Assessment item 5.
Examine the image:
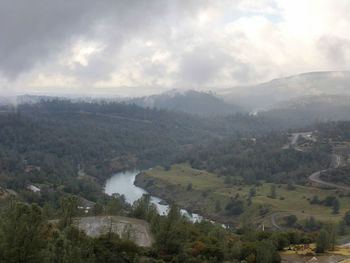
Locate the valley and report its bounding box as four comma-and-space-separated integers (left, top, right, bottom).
2, 1, 350, 262
1, 100, 350, 262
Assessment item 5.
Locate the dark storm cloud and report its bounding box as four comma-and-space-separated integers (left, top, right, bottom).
0, 0, 170, 80
2, 0, 350, 97
0, 0, 97, 79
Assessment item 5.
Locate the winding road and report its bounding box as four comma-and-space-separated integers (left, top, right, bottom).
271, 133, 350, 231
309, 169, 350, 191
270, 211, 339, 231
308, 154, 350, 191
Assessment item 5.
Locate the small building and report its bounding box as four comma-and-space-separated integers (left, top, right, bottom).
78, 197, 95, 214
27, 185, 41, 193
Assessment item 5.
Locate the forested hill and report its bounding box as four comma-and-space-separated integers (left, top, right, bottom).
126, 89, 243, 116
0, 100, 284, 190
175, 132, 330, 186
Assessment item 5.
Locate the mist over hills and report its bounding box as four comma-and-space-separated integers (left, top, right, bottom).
220, 71, 350, 110
0, 91, 243, 117
2, 71, 350, 122
261, 94, 350, 127
125, 89, 243, 116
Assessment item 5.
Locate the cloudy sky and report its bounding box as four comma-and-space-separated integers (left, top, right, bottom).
0, 0, 350, 97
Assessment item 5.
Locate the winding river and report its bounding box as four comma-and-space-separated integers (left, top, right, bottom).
104, 170, 202, 222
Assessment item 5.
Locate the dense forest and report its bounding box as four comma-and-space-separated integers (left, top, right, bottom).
176, 132, 330, 185
0, 100, 287, 187
0, 100, 289, 212
1, 193, 336, 263
0, 100, 349, 262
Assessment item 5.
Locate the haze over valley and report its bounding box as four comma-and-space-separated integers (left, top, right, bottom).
1, 1, 350, 263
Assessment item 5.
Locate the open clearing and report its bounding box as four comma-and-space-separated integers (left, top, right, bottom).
137, 163, 350, 226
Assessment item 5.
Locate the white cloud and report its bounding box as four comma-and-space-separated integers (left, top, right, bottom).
1, 0, 350, 96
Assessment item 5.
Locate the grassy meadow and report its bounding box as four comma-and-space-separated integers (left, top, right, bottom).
139, 163, 350, 227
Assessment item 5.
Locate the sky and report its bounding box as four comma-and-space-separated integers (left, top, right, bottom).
0, 0, 350, 97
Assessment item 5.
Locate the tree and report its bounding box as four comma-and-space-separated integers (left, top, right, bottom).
269, 185, 276, 199
287, 181, 295, 190
305, 216, 318, 231
154, 205, 186, 255
106, 194, 127, 216
344, 211, 350, 226
225, 199, 244, 215
93, 233, 139, 263
273, 233, 290, 251
215, 200, 221, 212
316, 230, 330, 253
0, 202, 47, 263
92, 200, 104, 216
187, 183, 192, 191
59, 195, 79, 229
241, 220, 257, 242
324, 223, 337, 250
310, 195, 319, 204
316, 223, 337, 252
58, 225, 95, 263
131, 194, 158, 221
249, 188, 256, 197
332, 199, 340, 214
324, 196, 336, 206
256, 239, 280, 263
284, 215, 297, 227
338, 220, 347, 236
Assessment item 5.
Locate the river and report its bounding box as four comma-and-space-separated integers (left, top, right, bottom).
104, 170, 202, 222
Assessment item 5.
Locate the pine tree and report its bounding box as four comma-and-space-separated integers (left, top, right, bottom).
59, 195, 79, 229
332, 199, 340, 214
0, 202, 47, 263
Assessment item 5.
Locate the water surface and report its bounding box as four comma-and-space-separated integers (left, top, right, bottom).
104, 170, 202, 221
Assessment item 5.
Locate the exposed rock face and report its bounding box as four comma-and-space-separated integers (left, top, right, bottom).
77, 216, 153, 247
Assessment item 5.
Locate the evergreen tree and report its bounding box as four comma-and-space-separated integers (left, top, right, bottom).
344, 211, 350, 225
269, 185, 276, 199
316, 230, 330, 253
256, 239, 280, 263
332, 199, 340, 214
0, 202, 47, 263
59, 196, 79, 229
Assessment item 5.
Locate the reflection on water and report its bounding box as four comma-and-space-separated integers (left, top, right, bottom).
104, 170, 202, 221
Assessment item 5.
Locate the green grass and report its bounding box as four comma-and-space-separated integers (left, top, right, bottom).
142, 163, 350, 225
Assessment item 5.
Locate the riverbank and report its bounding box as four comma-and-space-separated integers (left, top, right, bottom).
135, 163, 350, 228
104, 169, 203, 220
134, 167, 240, 225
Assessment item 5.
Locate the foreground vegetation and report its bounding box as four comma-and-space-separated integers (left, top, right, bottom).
136, 163, 350, 226
1, 100, 350, 262
136, 121, 350, 242
2, 194, 347, 263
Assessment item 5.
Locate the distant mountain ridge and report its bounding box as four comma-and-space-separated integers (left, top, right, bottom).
2, 71, 350, 117
219, 71, 350, 110
125, 89, 243, 116
0, 91, 242, 116
261, 94, 350, 127
271, 94, 350, 110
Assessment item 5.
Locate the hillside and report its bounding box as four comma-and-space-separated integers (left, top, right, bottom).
135, 122, 350, 229
126, 89, 243, 116
220, 71, 350, 110
0, 99, 287, 195
261, 94, 350, 127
